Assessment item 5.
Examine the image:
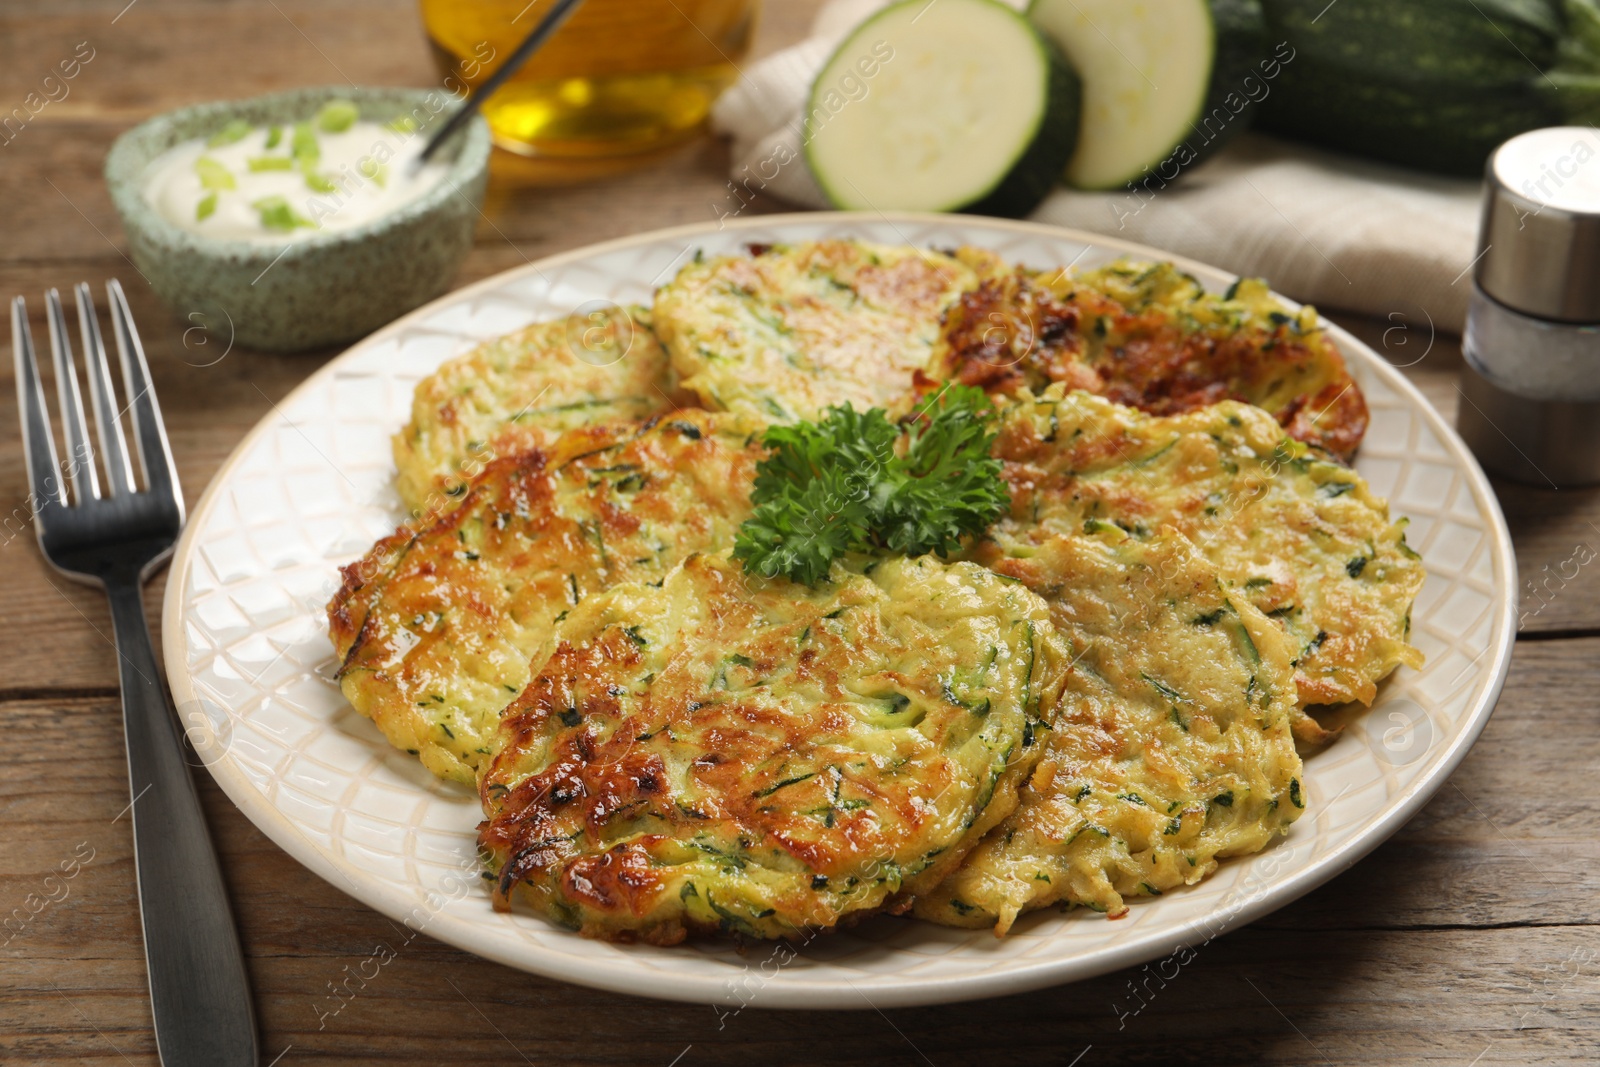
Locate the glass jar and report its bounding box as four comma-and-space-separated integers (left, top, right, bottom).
420, 0, 758, 163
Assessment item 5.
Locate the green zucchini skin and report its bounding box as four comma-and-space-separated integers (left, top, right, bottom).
1185, 0, 1271, 170
1027, 0, 1267, 190
1256, 0, 1565, 175
964, 38, 1082, 217
805, 0, 1083, 219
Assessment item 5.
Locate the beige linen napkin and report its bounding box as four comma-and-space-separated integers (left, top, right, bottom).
712, 0, 1484, 332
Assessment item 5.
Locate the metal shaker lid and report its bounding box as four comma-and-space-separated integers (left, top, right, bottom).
1478, 126, 1600, 323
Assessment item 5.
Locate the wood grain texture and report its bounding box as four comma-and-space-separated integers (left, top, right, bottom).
0, 1, 1594, 1064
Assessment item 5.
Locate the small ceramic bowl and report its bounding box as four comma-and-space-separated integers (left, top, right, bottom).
106, 86, 490, 353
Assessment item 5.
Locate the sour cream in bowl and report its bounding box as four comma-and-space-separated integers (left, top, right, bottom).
143, 101, 452, 243
106, 87, 489, 352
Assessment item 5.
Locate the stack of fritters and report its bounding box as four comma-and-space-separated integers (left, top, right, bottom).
328, 239, 1423, 941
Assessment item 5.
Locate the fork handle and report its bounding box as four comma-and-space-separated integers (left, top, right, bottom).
107, 581, 258, 1067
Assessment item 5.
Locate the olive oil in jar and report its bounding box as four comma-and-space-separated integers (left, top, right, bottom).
421, 0, 757, 160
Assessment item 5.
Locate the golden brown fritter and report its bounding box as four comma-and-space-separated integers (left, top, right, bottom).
479, 552, 1064, 943
917, 530, 1303, 932
392, 306, 676, 518
328, 410, 766, 784
654, 240, 977, 423
932, 257, 1368, 460
979, 387, 1424, 710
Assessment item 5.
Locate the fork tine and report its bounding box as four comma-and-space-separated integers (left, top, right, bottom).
45, 288, 100, 503
106, 279, 182, 513
75, 283, 136, 497
12, 297, 66, 519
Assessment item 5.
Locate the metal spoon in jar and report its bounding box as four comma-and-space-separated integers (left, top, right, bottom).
416, 0, 589, 166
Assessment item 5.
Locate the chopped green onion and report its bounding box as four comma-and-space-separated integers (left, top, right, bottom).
303, 170, 337, 193
196, 192, 218, 221
385, 115, 418, 134
316, 99, 359, 133
250, 195, 314, 232
194, 155, 236, 191
247, 156, 294, 171
358, 157, 388, 187
206, 119, 251, 148
291, 122, 319, 168
264, 125, 282, 149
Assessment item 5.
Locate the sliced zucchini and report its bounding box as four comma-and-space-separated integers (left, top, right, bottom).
804, 0, 1081, 218
1029, 0, 1266, 190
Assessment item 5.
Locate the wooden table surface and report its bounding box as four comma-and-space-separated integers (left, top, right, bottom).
3, 3, 1598, 1065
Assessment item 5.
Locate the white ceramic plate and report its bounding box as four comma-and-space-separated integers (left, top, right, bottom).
163, 213, 1515, 1010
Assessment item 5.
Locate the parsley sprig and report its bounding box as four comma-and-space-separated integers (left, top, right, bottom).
732, 384, 1009, 586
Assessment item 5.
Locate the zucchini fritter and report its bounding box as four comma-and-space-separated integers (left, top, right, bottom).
653, 240, 977, 423
392, 306, 675, 517
935, 257, 1368, 460
982, 387, 1423, 708
918, 531, 1303, 932
327, 236, 1431, 944
328, 411, 764, 784
479, 552, 1064, 944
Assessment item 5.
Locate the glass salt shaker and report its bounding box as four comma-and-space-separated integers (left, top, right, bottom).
1458, 126, 1600, 487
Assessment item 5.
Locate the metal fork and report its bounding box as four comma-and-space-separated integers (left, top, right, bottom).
12, 281, 257, 1067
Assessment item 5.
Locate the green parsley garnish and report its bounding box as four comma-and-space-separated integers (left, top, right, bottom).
206, 119, 251, 148
732, 384, 1009, 586
316, 99, 359, 132
195, 192, 217, 221
303, 170, 338, 193
247, 156, 294, 172
386, 115, 418, 134
193, 155, 235, 191
264, 125, 282, 149
250, 195, 314, 232
291, 122, 319, 168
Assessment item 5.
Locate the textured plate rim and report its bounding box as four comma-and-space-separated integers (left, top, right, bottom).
162, 211, 1518, 1009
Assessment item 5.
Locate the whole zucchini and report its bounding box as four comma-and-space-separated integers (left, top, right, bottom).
1257, 0, 1600, 175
